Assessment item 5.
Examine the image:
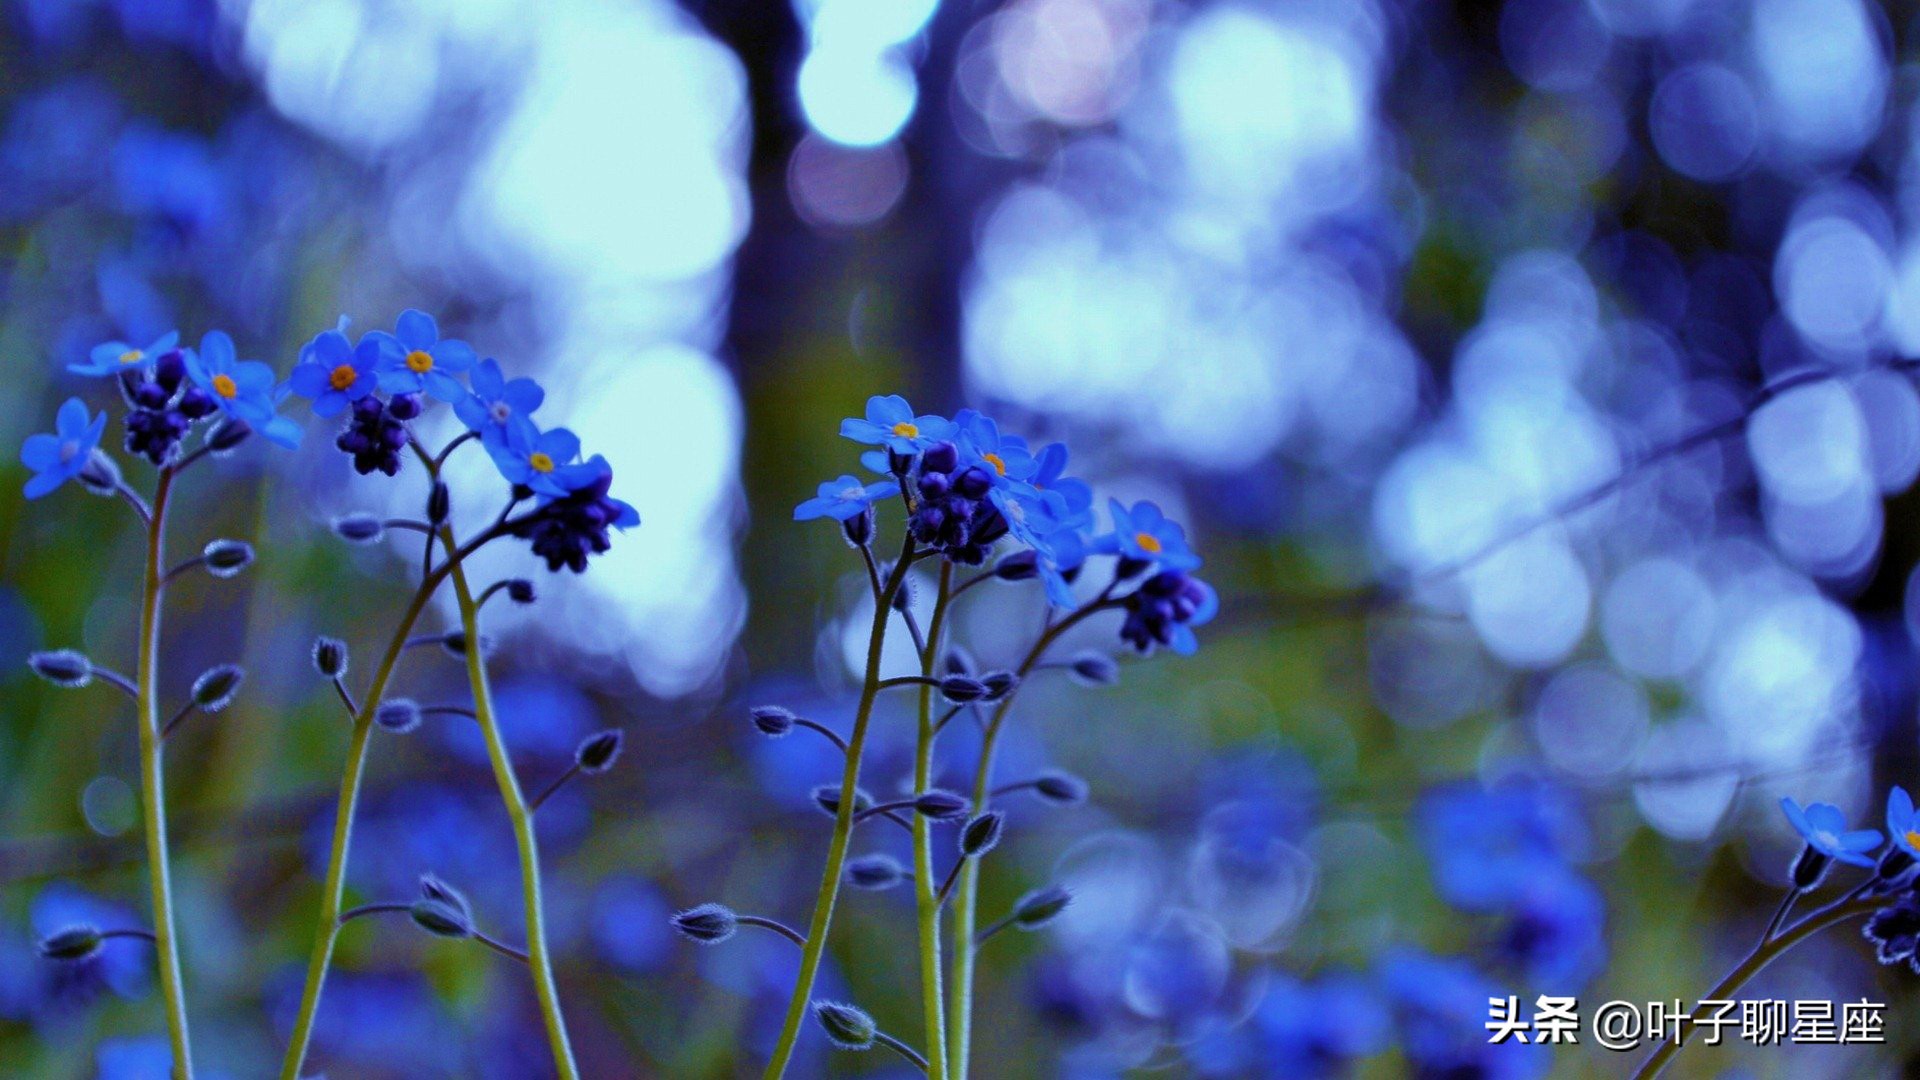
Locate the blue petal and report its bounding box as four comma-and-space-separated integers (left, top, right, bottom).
503, 378, 544, 415
23, 469, 66, 499
538, 428, 581, 464
199, 330, 235, 369
20, 433, 61, 471
396, 309, 438, 352
1780, 797, 1811, 838
431, 339, 477, 371
55, 398, 91, 439
470, 358, 505, 398
866, 394, 911, 426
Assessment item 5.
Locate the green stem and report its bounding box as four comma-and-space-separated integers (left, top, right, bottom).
443, 537, 579, 1078
1630, 895, 1886, 1079
946, 597, 1116, 1078
137, 467, 193, 1079
912, 563, 954, 1080
764, 540, 912, 1078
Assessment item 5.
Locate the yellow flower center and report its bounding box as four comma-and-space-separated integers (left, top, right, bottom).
529, 452, 555, 473
119, 349, 144, 365
211, 374, 238, 399
891, 421, 919, 438
328, 364, 358, 391
405, 349, 434, 374
1906, 830, 1920, 851
1135, 531, 1163, 554
983, 452, 1007, 476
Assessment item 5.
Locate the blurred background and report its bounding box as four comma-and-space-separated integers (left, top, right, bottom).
5, 0, 1920, 1075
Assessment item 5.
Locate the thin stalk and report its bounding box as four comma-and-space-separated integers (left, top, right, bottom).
946, 594, 1119, 1078
442, 535, 579, 1078
738, 915, 808, 948
912, 562, 954, 1080
135, 465, 192, 1078
764, 534, 914, 1078
875, 1030, 932, 1073
1631, 896, 1886, 1078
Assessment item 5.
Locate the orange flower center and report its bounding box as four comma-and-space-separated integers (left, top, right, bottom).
211, 374, 238, 399
891, 421, 919, 438
983, 452, 1007, 476
1906, 830, 1920, 851
405, 349, 434, 373
529, 452, 555, 473
119, 349, 144, 365
328, 364, 358, 391
1135, 531, 1163, 554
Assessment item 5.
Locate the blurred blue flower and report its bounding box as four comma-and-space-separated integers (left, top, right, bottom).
20, 398, 106, 499
1029, 441, 1093, 515
29, 884, 150, 1015
288, 327, 378, 418
840, 394, 956, 454
1888, 787, 1920, 857
1780, 798, 1880, 867
68, 330, 177, 377
592, 877, 674, 973
1498, 870, 1607, 989
1097, 499, 1201, 571
1119, 570, 1217, 655
1384, 951, 1546, 1079
1195, 971, 1386, 1078
795, 474, 896, 522
454, 358, 543, 447
112, 125, 226, 234
374, 309, 476, 401
1418, 782, 1578, 912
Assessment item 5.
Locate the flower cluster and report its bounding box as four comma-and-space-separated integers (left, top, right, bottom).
802, 394, 1217, 653
285, 310, 638, 573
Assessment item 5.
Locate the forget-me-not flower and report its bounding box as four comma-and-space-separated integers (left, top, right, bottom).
488, 424, 595, 499
795, 475, 897, 522
288, 327, 380, 418
1780, 798, 1880, 867
1891, 787, 1920, 858
20, 398, 106, 499
453, 358, 542, 447
185, 331, 275, 423
373, 309, 475, 401
1098, 499, 1201, 571
840, 394, 956, 455
67, 330, 177, 377
955, 409, 1036, 483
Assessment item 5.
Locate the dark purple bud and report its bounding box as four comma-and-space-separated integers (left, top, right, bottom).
190, 665, 245, 712
418, 874, 472, 921
1067, 651, 1119, 687
39, 924, 103, 961
312, 637, 348, 678
575, 729, 623, 773
813, 785, 873, 817
944, 645, 975, 675
993, 551, 1039, 581
938, 675, 990, 704
845, 854, 907, 890
1011, 885, 1073, 930
960, 812, 1005, 857
1032, 770, 1089, 806
813, 1001, 877, 1050
409, 898, 472, 938
375, 698, 422, 734
426, 481, 450, 526
202, 539, 255, 578
913, 789, 971, 820
153, 349, 187, 390
29, 649, 93, 688
980, 671, 1019, 701
917, 470, 952, 500
921, 441, 959, 474
332, 513, 385, 544
671, 902, 738, 944
506, 579, 536, 604
176, 387, 217, 420
751, 705, 796, 737
953, 466, 993, 500
388, 392, 424, 421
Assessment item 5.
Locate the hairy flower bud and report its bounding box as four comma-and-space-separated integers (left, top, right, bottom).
938, 675, 990, 704
1032, 770, 1090, 806
960, 812, 1005, 858
375, 698, 422, 734
506, 579, 536, 605
408, 898, 473, 939
1011, 885, 1073, 930
1067, 651, 1120, 687
993, 551, 1039, 581
913, 789, 971, 821
1791, 845, 1832, 893
980, 670, 1019, 702
28, 649, 93, 688
813, 785, 873, 817
206, 419, 251, 453
78, 449, 122, 496
418, 874, 472, 922
38, 924, 104, 961
841, 505, 874, 548
751, 705, 796, 737
332, 513, 385, 544
311, 637, 348, 678
575, 729, 624, 774
670, 902, 738, 944
813, 1000, 877, 1050
426, 481, 450, 526
202, 539, 255, 578
845, 854, 907, 890
190, 664, 245, 712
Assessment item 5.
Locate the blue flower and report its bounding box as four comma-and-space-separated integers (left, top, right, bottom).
839, 394, 956, 454
1889, 787, 1920, 857
20, 398, 106, 499
955, 409, 1036, 484
453, 358, 543, 446
1418, 781, 1576, 912
488, 424, 595, 499
373, 309, 476, 401
1498, 870, 1607, 989
1781, 798, 1880, 867
67, 330, 177, 377
1120, 569, 1216, 655
1097, 499, 1201, 571
795, 474, 896, 522
1028, 441, 1092, 515
287, 327, 379, 418
1384, 951, 1547, 1080
184, 331, 281, 429
996, 487, 1093, 606
507, 456, 640, 573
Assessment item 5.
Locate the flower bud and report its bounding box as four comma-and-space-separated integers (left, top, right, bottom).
312, 636, 349, 678
418, 874, 472, 921
408, 898, 473, 939
439, 630, 486, 658
1011, 885, 1073, 930
921, 442, 959, 474
1879, 847, 1916, 884
332, 513, 385, 544
891, 573, 914, 613
913, 789, 971, 821
1114, 555, 1150, 581
1032, 770, 1089, 806
886, 447, 916, 477
28, 649, 93, 688
670, 902, 738, 944
993, 551, 1039, 581
575, 729, 624, 774
841, 506, 873, 548
980, 671, 1019, 702
1791, 845, 1832, 893
1067, 651, 1120, 687
78, 449, 122, 496
813, 785, 873, 817
813, 1000, 877, 1050
426, 481, 450, 526
960, 812, 1005, 858
202, 539, 255, 578
938, 675, 989, 704
388, 392, 424, 421
751, 705, 796, 737
190, 664, 245, 712
38, 924, 103, 961
506, 579, 536, 605
845, 854, 907, 890
375, 698, 422, 734
206, 419, 251, 453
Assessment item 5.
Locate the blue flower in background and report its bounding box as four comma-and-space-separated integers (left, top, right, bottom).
1498, 870, 1607, 989
1097, 499, 1201, 571
454, 358, 543, 447
840, 394, 956, 454
955, 409, 1036, 483
795, 474, 896, 522
29, 884, 150, 1014
1384, 950, 1546, 1080
487, 424, 596, 498
1418, 782, 1578, 912
185, 330, 285, 435
1028, 441, 1092, 514
1194, 972, 1387, 1078
374, 309, 476, 400
67, 330, 177, 377
20, 399, 106, 499
1780, 798, 1880, 867
1888, 787, 1920, 857
287, 327, 378, 418
1119, 569, 1217, 654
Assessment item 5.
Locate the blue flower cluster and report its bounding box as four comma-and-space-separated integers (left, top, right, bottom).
800, 394, 1217, 653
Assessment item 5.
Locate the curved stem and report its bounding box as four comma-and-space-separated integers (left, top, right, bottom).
946, 594, 1119, 1078
442, 536, 579, 1078
1631, 896, 1887, 1078
764, 535, 915, 1078
912, 562, 954, 1080
738, 915, 808, 948
102, 928, 160, 946
134, 466, 194, 1078
875, 1030, 932, 1074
